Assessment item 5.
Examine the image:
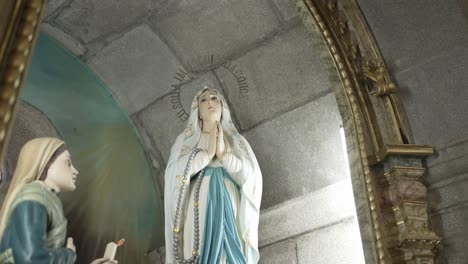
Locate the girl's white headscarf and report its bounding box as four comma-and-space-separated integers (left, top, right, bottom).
164, 87, 262, 263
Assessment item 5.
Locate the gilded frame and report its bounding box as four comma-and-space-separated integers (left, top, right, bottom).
296, 0, 441, 263
0, 0, 47, 162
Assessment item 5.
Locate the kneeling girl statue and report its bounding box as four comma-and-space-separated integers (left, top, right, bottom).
0, 138, 116, 264
164, 87, 262, 264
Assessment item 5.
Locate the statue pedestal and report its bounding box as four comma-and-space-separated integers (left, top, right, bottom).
376, 145, 441, 263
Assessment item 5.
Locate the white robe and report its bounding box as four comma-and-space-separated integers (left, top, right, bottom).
182, 134, 245, 263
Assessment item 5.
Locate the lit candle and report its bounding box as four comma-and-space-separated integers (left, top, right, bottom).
103, 242, 117, 260
103, 238, 125, 260
117, 239, 125, 247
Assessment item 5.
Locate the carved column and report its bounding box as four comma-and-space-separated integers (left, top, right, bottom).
378, 145, 441, 263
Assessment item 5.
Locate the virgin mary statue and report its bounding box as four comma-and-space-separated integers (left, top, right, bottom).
164, 87, 262, 264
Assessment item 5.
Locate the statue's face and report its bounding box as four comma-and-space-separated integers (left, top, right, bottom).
198, 90, 222, 122
46, 150, 79, 192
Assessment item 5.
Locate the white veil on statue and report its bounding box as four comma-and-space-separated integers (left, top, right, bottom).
164, 87, 262, 263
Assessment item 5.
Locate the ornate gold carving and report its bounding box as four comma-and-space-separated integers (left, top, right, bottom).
0, 0, 47, 161
363, 60, 397, 96
376, 145, 434, 164
339, 0, 415, 144
297, 0, 440, 263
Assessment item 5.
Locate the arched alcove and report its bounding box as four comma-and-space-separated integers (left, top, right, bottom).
19, 33, 163, 263
0, 0, 446, 263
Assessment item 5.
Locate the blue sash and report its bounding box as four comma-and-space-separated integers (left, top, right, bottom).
200, 167, 246, 264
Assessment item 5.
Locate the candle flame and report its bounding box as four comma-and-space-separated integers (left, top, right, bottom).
116, 239, 125, 247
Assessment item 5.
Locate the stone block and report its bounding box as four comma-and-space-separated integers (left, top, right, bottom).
130, 114, 164, 192
430, 206, 468, 264
215, 24, 336, 130
437, 234, 468, 264
428, 174, 468, 212
426, 140, 468, 188
431, 205, 468, 239
56, 0, 154, 42
148, 0, 280, 71
244, 93, 348, 208
41, 23, 86, 56
427, 139, 468, 168
296, 218, 365, 264
259, 239, 297, 264
89, 25, 181, 114
259, 181, 356, 247
444, 140, 468, 163
427, 155, 468, 186
270, 0, 299, 22
356, 0, 468, 72
45, 0, 69, 18
394, 46, 468, 147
